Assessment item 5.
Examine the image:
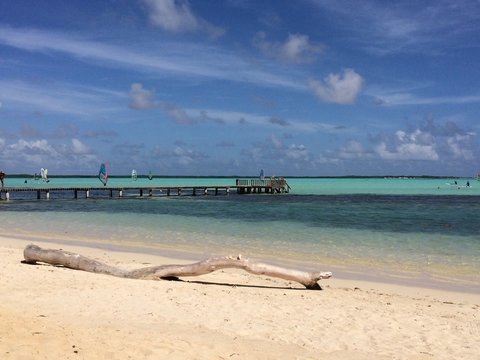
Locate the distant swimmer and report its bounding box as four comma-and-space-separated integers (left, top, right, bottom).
466, 181, 470, 187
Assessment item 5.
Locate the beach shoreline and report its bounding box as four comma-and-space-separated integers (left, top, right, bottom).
1, 235, 479, 359
3, 229, 479, 296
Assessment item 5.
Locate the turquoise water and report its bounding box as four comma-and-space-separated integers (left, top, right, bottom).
2, 175, 479, 195
1, 177, 479, 292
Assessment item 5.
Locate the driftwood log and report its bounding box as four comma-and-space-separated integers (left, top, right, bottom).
23, 244, 332, 290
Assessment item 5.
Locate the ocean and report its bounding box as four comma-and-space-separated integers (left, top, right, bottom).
1, 176, 479, 292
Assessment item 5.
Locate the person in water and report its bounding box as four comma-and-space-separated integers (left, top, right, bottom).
0, 170, 5, 189
466, 181, 470, 187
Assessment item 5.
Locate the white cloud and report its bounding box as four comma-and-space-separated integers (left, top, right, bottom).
311, 1, 480, 55
159, 101, 193, 125
0, 26, 303, 91
308, 69, 363, 104
144, 0, 197, 32
186, 108, 350, 133
242, 135, 314, 171
269, 117, 290, 127
337, 141, 369, 160
253, 32, 322, 64
362, 118, 477, 166
127, 83, 193, 124
142, 0, 224, 38
286, 144, 309, 161
2, 139, 62, 170
0, 79, 125, 116
10, 139, 56, 156
173, 145, 204, 165
374, 129, 438, 161
371, 91, 480, 107
128, 83, 156, 110
71, 138, 91, 154
1, 138, 99, 172
447, 134, 474, 160
375, 142, 438, 161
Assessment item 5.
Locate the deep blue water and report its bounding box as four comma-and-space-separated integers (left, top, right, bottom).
2, 194, 479, 237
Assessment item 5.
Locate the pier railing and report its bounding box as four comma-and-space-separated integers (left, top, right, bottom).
235, 177, 290, 194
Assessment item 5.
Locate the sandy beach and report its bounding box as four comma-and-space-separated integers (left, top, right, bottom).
1, 236, 479, 360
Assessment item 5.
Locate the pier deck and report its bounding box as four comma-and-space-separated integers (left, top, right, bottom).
0, 185, 230, 200
0, 178, 290, 200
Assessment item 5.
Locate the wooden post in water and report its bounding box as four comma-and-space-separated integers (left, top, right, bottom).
74, 190, 78, 199
119, 190, 123, 197
46, 191, 50, 200
86, 190, 90, 198
37, 190, 40, 200
140, 189, 143, 197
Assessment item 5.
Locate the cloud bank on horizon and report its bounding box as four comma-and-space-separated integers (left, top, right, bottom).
0, 0, 479, 176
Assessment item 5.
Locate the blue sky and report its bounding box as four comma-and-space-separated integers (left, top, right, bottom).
1, 0, 479, 176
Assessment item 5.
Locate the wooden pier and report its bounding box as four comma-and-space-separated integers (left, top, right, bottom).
0, 186, 231, 200
0, 178, 290, 200
235, 178, 291, 194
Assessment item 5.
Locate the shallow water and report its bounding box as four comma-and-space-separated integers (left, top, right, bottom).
1, 177, 479, 292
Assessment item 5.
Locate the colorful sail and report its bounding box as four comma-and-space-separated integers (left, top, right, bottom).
40, 168, 49, 183
98, 163, 108, 186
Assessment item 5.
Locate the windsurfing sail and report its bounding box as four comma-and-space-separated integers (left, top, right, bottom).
40, 168, 49, 183
131, 169, 137, 181
260, 169, 265, 180
148, 170, 153, 180
98, 163, 108, 186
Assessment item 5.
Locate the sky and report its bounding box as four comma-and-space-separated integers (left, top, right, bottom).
1, 0, 480, 176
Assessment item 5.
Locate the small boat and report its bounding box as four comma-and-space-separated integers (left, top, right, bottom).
148, 170, 153, 180
131, 169, 137, 181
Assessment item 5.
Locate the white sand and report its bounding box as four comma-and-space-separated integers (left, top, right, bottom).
1, 236, 479, 360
